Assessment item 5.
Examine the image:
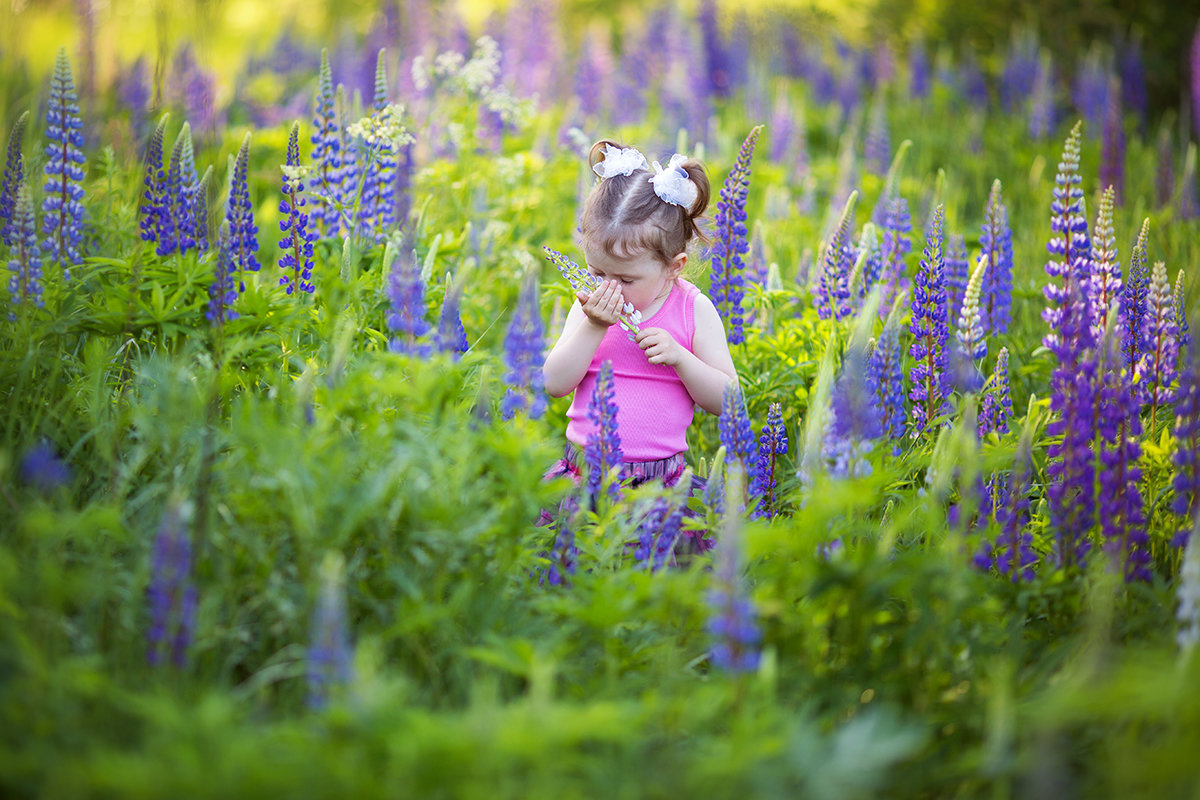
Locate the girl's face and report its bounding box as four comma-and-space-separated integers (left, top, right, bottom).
583, 246, 686, 314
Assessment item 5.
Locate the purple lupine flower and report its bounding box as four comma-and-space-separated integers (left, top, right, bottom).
824, 337, 881, 477
307, 553, 354, 710
1071, 49, 1110, 128
543, 515, 579, 587
635, 497, 683, 572
174, 125, 201, 254
138, 115, 168, 246
574, 29, 613, 120
769, 91, 794, 165
500, 271, 546, 419
155, 129, 187, 258
1046, 279, 1098, 573
146, 503, 197, 668
117, 56, 151, 138
1043, 122, 1089, 356
864, 94, 889, 175
908, 204, 949, 436
703, 454, 727, 519
206, 227, 238, 327
869, 299, 907, 450
225, 133, 259, 291
908, 41, 929, 99
1119, 36, 1148, 128
855, 224, 883, 307
41, 47, 86, 279
814, 191, 856, 321
436, 282, 469, 358
1, 111, 29, 247
1001, 27, 1039, 112
279, 122, 316, 297
1177, 270, 1191, 350
191, 166, 212, 256
1141, 260, 1180, 432
707, 465, 761, 674
1028, 55, 1057, 141
979, 180, 1014, 335
878, 194, 912, 319
6, 181, 43, 316
1100, 82, 1125, 205
168, 45, 219, 140
1096, 342, 1150, 582
310, 50, 341, 238
751, 402, 787, 519
708, 125, 763, 345
1174, 332, 1200, 547
334, 84, 361, 234
943, 233, 969, 324
1120, 218, 1150, 379
976, 433, 1037, 582
584, 360, 622, 505
978, 347, 1013, 439
18, 439, 71, 491
386, 246, 432, 357
356, 50, 396, 244
1088, 186, 1120, 334
719, 382, 758, 495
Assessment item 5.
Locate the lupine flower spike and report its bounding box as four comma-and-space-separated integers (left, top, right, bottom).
944, 233, 969, 323
436, 277, 469, 358
878, 193, 912, 318
1141, 260, 1179, 432
974, 428, 1037, 582
386, 244, 432, 357
957, 255, 988, 361
206, 225, 238, 327
815, 190, 856, 321
709, 125, 763, 344
1043, 121, 1089, 356
824, 332, 882, 477
310, 50, 341, 238
1175, 330, 1200, 548
1088, 186, 1120, 333
225, 133, 260, 290
1, 111, 29, 246
544, 246, 641, 339
751, 402, 787, 519
1119, 218, 1150, 381
1176, 270, 1190, 349
357, 49, 397, 243
979, 180, 1014, 335
500, 269, 547, 419
156, 126, 190, 257
634, 496, 684, 572
978, 347, 1012, 439
718, 382, 758, 501
41, 47, 86, 279
173, 124, 201, 254
707, 465, 761, 673
191, 166, 213, 256
146, 503, 198, 669
139, 114, 169, 246
908, 204, 949, 436
307, 552, 354, 710
584, 360, 623, 505
869, 293, 908, 451
6, 181, 43, 317
278, 122, 316, 296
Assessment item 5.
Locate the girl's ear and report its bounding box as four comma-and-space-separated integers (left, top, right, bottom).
668, 251, 688, 279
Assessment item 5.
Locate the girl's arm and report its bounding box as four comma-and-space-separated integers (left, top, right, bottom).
543, 280, 626, 397
635, 293, 738, 415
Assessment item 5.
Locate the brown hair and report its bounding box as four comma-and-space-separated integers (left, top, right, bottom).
580, 138, 711, 267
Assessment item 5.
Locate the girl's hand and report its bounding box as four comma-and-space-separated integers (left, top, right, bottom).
635, 327, 684, 366
578, 280, 624, 328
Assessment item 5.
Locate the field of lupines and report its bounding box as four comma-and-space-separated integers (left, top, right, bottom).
3, 0, 1200, 796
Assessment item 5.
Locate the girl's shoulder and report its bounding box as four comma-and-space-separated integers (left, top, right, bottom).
675, 277, 702, 300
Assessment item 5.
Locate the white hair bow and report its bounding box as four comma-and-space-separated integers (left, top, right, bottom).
592, 144, 649, 179
649, 154, 698, 209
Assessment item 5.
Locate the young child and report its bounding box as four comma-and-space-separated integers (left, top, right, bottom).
541, 139, 739, 552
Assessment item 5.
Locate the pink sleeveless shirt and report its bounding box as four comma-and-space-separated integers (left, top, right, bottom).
566, 278, 700, 461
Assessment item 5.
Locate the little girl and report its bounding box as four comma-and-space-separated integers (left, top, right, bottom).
541, 139, 739, 552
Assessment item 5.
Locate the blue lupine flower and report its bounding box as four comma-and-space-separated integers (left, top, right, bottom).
174, 124, 201, 254
824, 337, 881, 477
41, 47, 87, 279
139, 115, 169, 246
855, 224, 883, 305
206, 227, 238, 327
908, 41, 929, 98
500, 271, 546, 419
19, 439, 71, 491
1071, 50, 1110, 128
943, 233, 968, 324
879, 194, 912, 319
635, 497, 683, 572
975, 434, 1037, 582
1141, 260, 1180, 431
436, 282, 469, 358
707, 465, 761, 674
156, 129, 187, 257
357, 50, 396, 243
334, 84, 360, 235
708, 125, 763, 345
978, 347, 1013, 440
118, 56, 151, 138
979, 180, 1013, 335
278, 122, 316, 296
751, 402, 787, 519
1174, 330, 1200, 547
543, 516, 579, 587
146, 503, 197, 668
1096, 344, 1150, 582
719, 382, 758, 496
1176, 270, 1191, 350
864, 94, 889, 175
1119, 37, 1148, 127
1028, 55, 1057, 141
168, 45, 219, 138
1100, 87, 1125, 205
1043, 122, 1090, 356
1088, 186, 1120, 333
225, 133, 260, 290
6, 181, 43, 316
191, 166, 212, 256
1001, 27, 1039, 112
908, 204, 949, 436
1120, 218, 1150, 380
307, 553, 354, 710
869, 301, 906, 450
584, 360, 622, 504
386, 246, 432, 357
310, 50, 342, 238
1, 111, 29, 247
703, 454, 727, 518
815, 191, 856, 321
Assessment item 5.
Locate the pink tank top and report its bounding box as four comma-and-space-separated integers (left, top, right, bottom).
566, 279, 700, 461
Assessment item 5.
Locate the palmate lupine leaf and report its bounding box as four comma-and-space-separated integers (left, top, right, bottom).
543, 246, 642, 340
